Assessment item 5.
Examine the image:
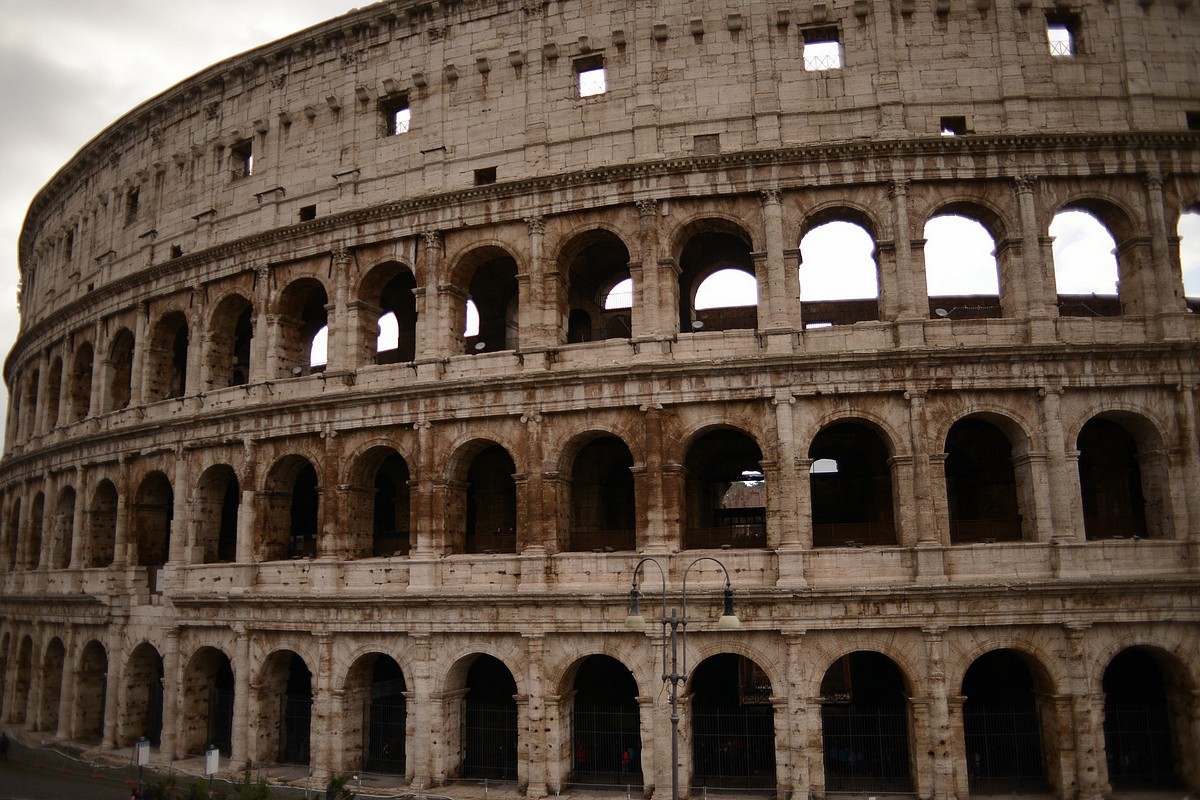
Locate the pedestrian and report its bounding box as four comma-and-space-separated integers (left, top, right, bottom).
0, 731, 8, 762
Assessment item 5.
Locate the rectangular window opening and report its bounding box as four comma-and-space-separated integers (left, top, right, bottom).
1187, 110, 1200, 131
381, 95, 411, 135
802, 27, 841, 71
64, 230, 74, 261
170, 245, 183, 259
231, 139, 254, 179
299, 205, 317, 222
940, 115, 967, 136
124, 187, 140, 226
575, 55, 607, 97
474, 167, 497, 185
1046, 15, 1079, 57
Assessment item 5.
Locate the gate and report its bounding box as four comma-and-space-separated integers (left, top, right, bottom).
278, 692, 312, 764
208, 685, 234, 755
146, 679, 164, 746
1103, 701, 1179, 789
821, 706, 912, 792
462, 699, 517, 780
963, 704, 1047, 793
691, 705, 776, 790
571, 703, 642, 786
364, 688, 407, 774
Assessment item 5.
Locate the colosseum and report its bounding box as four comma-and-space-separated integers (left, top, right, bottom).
1, 0, 1198, 797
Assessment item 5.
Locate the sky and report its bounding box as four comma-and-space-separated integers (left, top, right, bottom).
1, 3, 1197, 427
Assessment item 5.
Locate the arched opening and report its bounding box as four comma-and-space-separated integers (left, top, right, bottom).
37, 638, 66, 733
690, 654, 776, 791
13, 636, 32, 724
20, 370, 39, 440
181, 647, 234, 757
3, 498, 18, 570
26, 491, 44, 570
258, 651, 313, 766
194, 465, 240, 564
359, 264, 418, 365
133, 472, 173, 569
799, 219, 880, 327
679, 228, 758, 333
568, 436, 636, 552
809, 423, 896, 547
820, 652, 913, 792
945, 418, 1024, 543
74, 641, 108, 742
569, 655, 642, 786
54, 486, 76, 569
1051, 209, 1122, 317
87, 480, 118, 568
1178, 208, 1200, 300
260, 457, 320, 561
1077, 417, 1152, 540
44, 357, 62, 431
372, 452, 411, 557
461, 655, 518, 780
925, 214, 1002, 319
68, 342, 94, 422
563, 232, 633, 342
120, 643, 164, 747
345, 653, 407, 775
460, 250, 519, 354
147, 311, 189, 400
206, 294, 254, 388
1102, 647, 1187, 789
962, 650, 1052, 793
276, 278, 329, 377
464, 445, 517, 554
105, 328, 135, 412
683, 429, 766, 549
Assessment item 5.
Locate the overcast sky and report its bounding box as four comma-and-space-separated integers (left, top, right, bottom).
0, 3, 1197, 435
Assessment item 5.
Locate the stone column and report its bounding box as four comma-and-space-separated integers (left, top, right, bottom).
33, 352, 50, 436
69, 466, 87, 568
1014, 451, 1054, 542
168, 446, 189, 564
102, 639, 121, 748
311, 633, 337, 779
783, 633, 816, 794
1064, 624, 1107, 800
760, 188, 798, 333
639, 405, 668, 553
634, 200, 670, 344
236, 439, 257, 565
1039, 385, 1083, 544
133, 301, 150, 406
328, 246, 353, 372
230, 627, 252, 768
406, 635, 433, 788
522, 634, 548, 797
56, 630, 78, 739
890, 179, 926, 347
318, 431, 342, 558
772, 391, 803, 584
159, 628, 181, 759
922, 626, 955, 800
1177, 385, 1200, 547
1144, 170, 1188, 337
88, 320, 105, 418
112, 458, 132, 568
527, 214, 559, 350
907, 390, 947, 581
250, 267, 271, 383
417, 232, 445, 359
185, 288, 205, 395
1014, 175, 1056, 341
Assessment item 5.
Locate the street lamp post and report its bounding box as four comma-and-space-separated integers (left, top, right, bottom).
624, 556, 741, 800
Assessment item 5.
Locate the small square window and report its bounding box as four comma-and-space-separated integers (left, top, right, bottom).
802, 27, 841, 71
231, 139, 253, 179
1047, 15, 1079, 57
576, 56, 607, 97
1187, 110, 1200, 131
170, 245, 183, 259
299, 205, 317, 222
381, 95, 411, 135
474, 167, 497, 185
940, 116, 967, 136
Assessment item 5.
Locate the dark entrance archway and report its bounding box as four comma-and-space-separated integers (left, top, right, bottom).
569, 655, 642, 786
690, 654, 776, 791
962, 650, 1050, 793
462, 655, 518, 780
820, 652, 913, 792
1102, 647, 1183, 789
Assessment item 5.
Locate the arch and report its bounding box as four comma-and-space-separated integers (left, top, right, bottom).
119, 642, 164, 747
343, 653, 407, 775
1077, 413, 1171, 540
74, 640, 108, 742
1101, 646, 1191, 789
260, 455, 320, 561
944, 416, 1026, 543
344, 446, 411, 559
689, 653, 777, 791
257, 650, 313, 765
453, 246, 520, 354
44, 356, 62, 431
559, 229, 634, 343
87, 479, 119, 567
819, 651, 913, 792
447, 442, 516, 555
358, 261, 418, 365
1050, 207, 1121, 317
565, 654, 642, 786
180, 646, 235, 757
275, 277, 329, 377
68, 341, 94, 422
53, 485, 76, 569
451, 653, 519, 780
1177, 207, 1200, 299
194, 464, 240, 563
37, 637, 66, 733
924, 210, 1002, 319
961, 649, 1054, 793
19, 369, 39, 441
12, 635, 33, 724
678, 222, 758, 334
683, 428, 766, 549
206, 292, 254, 388
132, 471, 173, 568
567, 435, 636, 552
146, 310, 189, 400
799, 217, 880, 327
809, 422, 897, 547
105, 327, 135, 412
25, 491, 45, 570
4, 497, 20, 570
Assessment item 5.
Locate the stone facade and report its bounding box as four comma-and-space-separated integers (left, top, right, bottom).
2, 1, 1199, 798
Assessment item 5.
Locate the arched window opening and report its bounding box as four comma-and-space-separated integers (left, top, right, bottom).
680, 230, 758, 333
364, 656, 407, 774
54, 486, 76, 569
821, 652, 913, 792
683, 429, 766, 549
87, 481, 118, 568
569, 436, 636, 552
119, 644, 164, 747
3, 499, 19, 569
606, 278, 633, 309
800, 220, 879, 327
569, 656, 641, 786
133, 472, 174, 574
195, 465, 239, 564
565, 234, 633, 342
106, 328, 136, 412
962, 650, 1051, 793
277, 279, 328, 377
1102, 648, 1185, 789
925, 215, 1001, 319
373, 453, 411, 557
1077, 418, 1148, 540
289, 463, 319, 558
690, 654, 777, 791
463, 253, 519, 354
147, 311, 189, 400
1051, 209, 1121, 317
464, 300, 480, 338
21, 370, 39, 440
378, 312, 399, 351
37, 638, 65, 734
74, 641, 108, 742
1179, 209, 1200, 301
462, 655, 518, 780
260, 457, 320, 561
181, 648, 234, 757
206, 295, 254, 388
44, 357, 62, 431
258, 652, 312, 766
26, 492, 45, 570
809, 423, 896, 547
465, 445, 517, 554
309, 326, 328, 370
945, 419, 1024, 543
69, 343, 94, 422
371, 269, 417, 364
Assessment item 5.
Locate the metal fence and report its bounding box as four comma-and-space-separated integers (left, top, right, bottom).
571, 704, 643, 786
821, 706, 912, 793
365, 693, 408, 774
462, 699, 518, 780
279, 693, 312, 765
963, 704, 1048, 793
208, 685, 234, 755
1103, 701, 1180, 789
692, 705, 777, 790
